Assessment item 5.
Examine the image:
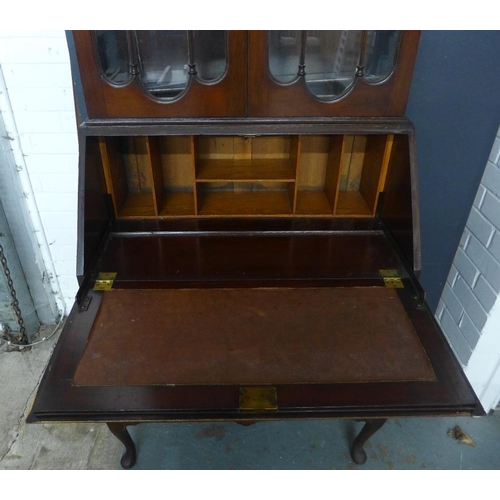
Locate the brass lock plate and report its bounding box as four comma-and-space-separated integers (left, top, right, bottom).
239, 387, 278, 411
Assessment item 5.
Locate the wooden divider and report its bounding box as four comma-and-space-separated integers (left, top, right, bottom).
295, 135, 344, 215
157, 136, 196, 216
335, 134, 394, 217
99, 137, 127, 216
99, 137, 156, 217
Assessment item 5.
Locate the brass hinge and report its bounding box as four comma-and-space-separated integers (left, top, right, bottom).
239, 387, 278, 412
379, 269, 404, 289
93, 272, 117, 291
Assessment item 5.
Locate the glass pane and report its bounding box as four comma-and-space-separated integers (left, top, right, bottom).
268, 30, 302, 84
193, 31, 227, 82
364, 31, 400, 83
135, 30, 189, 100
95, 30, 131, 86
305, 30, 362, 101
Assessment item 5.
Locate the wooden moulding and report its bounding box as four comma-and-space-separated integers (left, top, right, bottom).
99, 133, 402, 219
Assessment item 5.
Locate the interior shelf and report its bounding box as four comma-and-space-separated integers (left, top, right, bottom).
336, 191, 372, 217
159, 192, 196, 216
196, 159, 296, 182
118, 193, 156, 217
198, 190, 293, 216
98, 133, 402, 219
295, 191, 333, 215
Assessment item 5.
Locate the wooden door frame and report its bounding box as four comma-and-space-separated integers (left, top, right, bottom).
247, 30, 421, 117
72, 30, 247, 119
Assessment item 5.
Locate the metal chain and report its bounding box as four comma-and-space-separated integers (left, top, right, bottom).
0, 241, 27, 344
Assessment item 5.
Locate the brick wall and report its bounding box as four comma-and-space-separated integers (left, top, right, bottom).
0, 31, 79, 309
437, 125, 500, 411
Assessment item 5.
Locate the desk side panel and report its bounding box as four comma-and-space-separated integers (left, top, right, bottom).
379, 131, 421, 274
76, 136, 112, 283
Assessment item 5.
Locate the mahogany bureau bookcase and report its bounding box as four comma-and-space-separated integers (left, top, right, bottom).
28, 30, 482, 468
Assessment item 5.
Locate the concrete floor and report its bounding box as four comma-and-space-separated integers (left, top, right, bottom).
1, 324, 499, 470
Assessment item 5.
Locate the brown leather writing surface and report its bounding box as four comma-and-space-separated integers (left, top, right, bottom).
74, 287, 435, 387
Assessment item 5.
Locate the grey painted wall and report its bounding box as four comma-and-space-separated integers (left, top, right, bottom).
407, 30, 500, 311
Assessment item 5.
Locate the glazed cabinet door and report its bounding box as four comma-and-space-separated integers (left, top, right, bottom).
73, 30, 247, 119
248, 30, 420, 117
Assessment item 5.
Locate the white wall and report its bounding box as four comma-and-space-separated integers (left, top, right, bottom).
0, 30, 79, 311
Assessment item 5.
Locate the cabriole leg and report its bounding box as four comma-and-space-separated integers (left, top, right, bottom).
107, 422, 137, 469
350, 419, 387, 465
